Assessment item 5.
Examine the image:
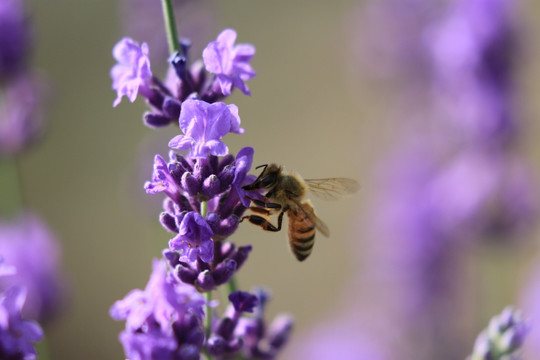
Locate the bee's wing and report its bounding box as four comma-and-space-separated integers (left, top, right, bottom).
290, 197, 330, 237
304, 178, 360, 201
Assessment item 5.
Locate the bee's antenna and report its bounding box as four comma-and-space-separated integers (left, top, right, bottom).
251, 164, 268, 184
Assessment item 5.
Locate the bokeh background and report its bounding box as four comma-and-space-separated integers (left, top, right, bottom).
11, 0, 540, 358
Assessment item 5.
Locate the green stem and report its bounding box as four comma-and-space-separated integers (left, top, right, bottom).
202, 198, 210, 358
205, 290, 212, 358
160, 0, 180, 55
36, 337, 51, 360
227, 276, 238, 295
200, 201, 208, 217
0, 157, 24, 217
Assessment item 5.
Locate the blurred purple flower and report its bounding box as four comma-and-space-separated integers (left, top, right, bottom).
346, 0, 536, 358
169, 212, 214, 263
0, 212, 65, 323
0, 74, 46, 156
169, 99, 243, 158
469, 307, 530, 360
0, 0, 30, 79
0, 258, 15, 278
203, 29, 256, 96
111, 37, 153, 107
0, 286, 43, 360
233, 289, 293, 359
428, 0, 517, 143
288, 311, 386, 360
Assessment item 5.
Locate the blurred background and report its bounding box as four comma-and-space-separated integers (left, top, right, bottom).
4, 0, 540, 358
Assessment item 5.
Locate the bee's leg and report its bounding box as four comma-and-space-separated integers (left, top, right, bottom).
244, 195, 282, 211
241, 210, 286, 232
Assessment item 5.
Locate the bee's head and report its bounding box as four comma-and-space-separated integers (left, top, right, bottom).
242, 163, 281, 191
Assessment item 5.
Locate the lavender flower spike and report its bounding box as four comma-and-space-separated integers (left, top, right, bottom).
203, 29, 256, 96
169, 99, 243, 158
469, 306, 530, 360
111, 37, 153, 107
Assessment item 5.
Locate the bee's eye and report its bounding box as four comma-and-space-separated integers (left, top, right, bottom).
261, 174, 276, 188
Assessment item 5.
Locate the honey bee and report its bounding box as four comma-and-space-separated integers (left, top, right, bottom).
241, 164, 359, 261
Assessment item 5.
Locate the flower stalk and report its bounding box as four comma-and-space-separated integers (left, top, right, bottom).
0, 157, 24, 217
160, 0, 180, 54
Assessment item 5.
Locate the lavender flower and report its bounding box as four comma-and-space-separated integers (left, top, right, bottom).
145, 146, 254, 244
110, 259, 206, 360
202, 28, 256, 96
469, 307, 530, 360
169, 212, 214, 263
145, 145, 255, 289
111, 37, 153, 107
168, 99, 244, 158
165, 241, 251, 292
0, 0, 30, 79
0, 212, 65, 323
111, 19, 294, 360
110, 30, 256, 128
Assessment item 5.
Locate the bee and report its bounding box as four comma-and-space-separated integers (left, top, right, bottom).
241, 163, 359, 261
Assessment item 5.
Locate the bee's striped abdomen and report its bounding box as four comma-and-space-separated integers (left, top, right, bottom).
288, 203, 316, 261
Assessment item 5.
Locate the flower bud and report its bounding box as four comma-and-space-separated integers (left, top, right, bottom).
181, 172, 200, 195
202, 175, 221, 198
162, 97, 181, 119
143, 112, 172, 128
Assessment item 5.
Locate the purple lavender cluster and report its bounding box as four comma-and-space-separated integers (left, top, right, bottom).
110, 28, 292, 359
111, 28, 255, 128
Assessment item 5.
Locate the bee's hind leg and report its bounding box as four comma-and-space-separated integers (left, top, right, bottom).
241, 209, 287, 232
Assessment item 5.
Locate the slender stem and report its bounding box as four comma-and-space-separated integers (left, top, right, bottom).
227, 276, 238, 295
0, 157, 24, 217
204, 290, 212, 358
200, 201, 208, 217
35, 338, 51, 360
201, 199, 211, 358
160, 0, 180, 55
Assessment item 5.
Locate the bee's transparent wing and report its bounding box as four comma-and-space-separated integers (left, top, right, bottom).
290, 198, 330, 237
304, 178, 360, 201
